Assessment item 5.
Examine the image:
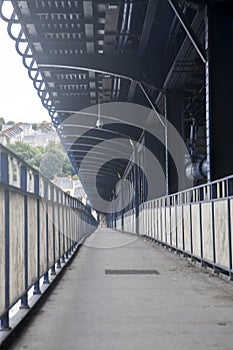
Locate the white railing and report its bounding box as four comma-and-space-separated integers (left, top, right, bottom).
118, 175, 233, 279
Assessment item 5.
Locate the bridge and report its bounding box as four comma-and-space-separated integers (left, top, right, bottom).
0, 0, 233, 349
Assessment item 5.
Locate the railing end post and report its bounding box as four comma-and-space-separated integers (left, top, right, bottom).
0, 313, 11, 332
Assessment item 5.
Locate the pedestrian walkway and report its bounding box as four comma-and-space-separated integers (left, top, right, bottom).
8, 228, 233, 350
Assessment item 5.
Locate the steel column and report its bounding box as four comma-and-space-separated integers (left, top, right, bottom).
165, 90, 185, 194
205, 3, 233, 181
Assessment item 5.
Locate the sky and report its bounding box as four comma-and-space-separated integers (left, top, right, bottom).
0, 2, 50, 123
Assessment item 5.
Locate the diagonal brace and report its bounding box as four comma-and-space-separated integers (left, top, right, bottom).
168, 0, 206, 63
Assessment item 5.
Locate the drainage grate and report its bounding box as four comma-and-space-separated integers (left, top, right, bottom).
105, 269, 160, 275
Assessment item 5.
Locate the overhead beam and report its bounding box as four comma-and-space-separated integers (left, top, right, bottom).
38, 53, 140, 82
53, 97, 93, 112
138, 0, 159, 61
20, 18, 101, 25
44, 77, 92, 84
128, 0, 159, 101
155, 11, 204, 108
168, 0, 206, 63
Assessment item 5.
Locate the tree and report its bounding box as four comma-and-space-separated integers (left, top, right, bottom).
7, 142, 43, 170
0, 117, 5, 131
32, 123, 38, 131
62, 155, 75, 176
40, 148, 64, 179
7, 141, 76, 178
6, 120, 15, 125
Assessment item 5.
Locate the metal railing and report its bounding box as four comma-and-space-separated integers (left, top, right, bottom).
0, 144, 97, 330
118, 175, 233, 279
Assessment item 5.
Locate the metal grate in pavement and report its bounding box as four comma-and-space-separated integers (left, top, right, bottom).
105, 269, 160, 275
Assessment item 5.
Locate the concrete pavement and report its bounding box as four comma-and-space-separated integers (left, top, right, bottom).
8, 228, 233, 350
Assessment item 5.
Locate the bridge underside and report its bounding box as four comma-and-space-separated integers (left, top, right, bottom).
0, 1, 233, 345
1, 0, 232, 213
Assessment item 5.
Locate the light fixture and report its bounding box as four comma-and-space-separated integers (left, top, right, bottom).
96, 93, 103, 129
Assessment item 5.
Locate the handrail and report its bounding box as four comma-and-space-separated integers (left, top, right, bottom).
142, 174, 233, 207
118, 173, 233, 280
0, 145, 97, 330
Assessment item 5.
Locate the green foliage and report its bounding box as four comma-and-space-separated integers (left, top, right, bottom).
6, 120, 15, 125
63, 155, 75, 176
40, 147, 64, 179
41, 143, 75, 178
0, 117, 5, 130
32, 123, 38, 131
7, 141, 75, 179
7, 142, 42, 170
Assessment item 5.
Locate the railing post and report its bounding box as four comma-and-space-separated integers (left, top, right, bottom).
199, 188, 204, 265
227, 179, 233, 280
51, 187, 56, 276
0, 188, 11, 331
20, 165, 29, 309
44, 181, 50, 284
164, 200, 167, 244
168, 198, 171, 245
189, 192, 193, 258
70, 207, 73, 252
211, 184, 216, 268
160, 201, 163, 243
0, 151, 10, 330
0, 151, 8, 183
134, 162, 139, 234
175, 197, 178, 249
181, 194, 185, 255
34, 174, 41, 295
62, 200, 66, 263
0, 152, 10, 331
66, 203, 69, 258
57, 190, 61, 269
121, 210, 124, 231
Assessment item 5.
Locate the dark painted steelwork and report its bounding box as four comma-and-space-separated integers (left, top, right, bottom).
38, 53, 140, 81
0, 151, 9, 183
227, 180, 233, 280
51, 187, 56, 276
34, 174, 41, 295
211, 185, 216, 267
199, 189, 204, 264
205, 3, 233, 181
168, 0, 206, 63
44, 182, 50, 284
1, 0, 232, 209
134, 162, 139, 234
1, 189, 10, 330
57, 190, 61, 269
165, 90, 185, 194
20, 165, 29, 309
